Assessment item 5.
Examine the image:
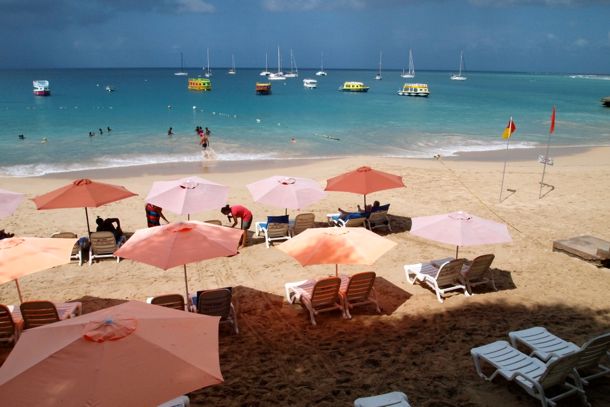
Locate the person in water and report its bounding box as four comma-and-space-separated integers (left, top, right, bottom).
168, 127, 174, 136
107, 126, 112, 132
99, 128, 103, 135
18, 134, 25, 140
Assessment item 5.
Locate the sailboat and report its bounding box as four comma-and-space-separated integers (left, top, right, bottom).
451, 51, 467, 81
268, 46, 286, 81
228, 54, 236, 75
401, 49, 415, 79
284, 49, 298, 78
204, 48, 212, 78
260, 53, 271, 76
375, 51, 382, 80
315, 52, 327, 76
174, 52, 188, 76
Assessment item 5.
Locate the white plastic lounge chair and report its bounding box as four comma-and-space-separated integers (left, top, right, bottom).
461, 253, 496, 294
354, 391, 411, 407
339, 272, 381, 319
336, 216, 366, 228
291, 212, 315, 236
365, 210, 392, 232
51, 231, 84, 266
89, 231, 120, 265
471, 340, 588, 407
197, 288, 238, 334
158, 395, 190, 407
509, 327, 610, 384
285, 277, 344, 326
147, 294, 187, 311
404, 258, 468, 303
255, 215, 291, 248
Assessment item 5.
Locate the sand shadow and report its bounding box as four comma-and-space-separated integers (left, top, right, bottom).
372, 276, 411, 316
190, 299, 610, 407
70, 295, 129, 314
388, 215, 412, 233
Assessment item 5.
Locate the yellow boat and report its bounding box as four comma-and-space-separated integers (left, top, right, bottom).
188, 78, 212, 91
340, 81, 369, 92
397, 83, 429, 97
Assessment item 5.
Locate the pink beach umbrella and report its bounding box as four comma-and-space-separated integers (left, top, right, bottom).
246, 176, 326, 214
0, 189, 24, 219
146, 176, 229, 220
410, 211, 512, 258
115, 221, 243, 304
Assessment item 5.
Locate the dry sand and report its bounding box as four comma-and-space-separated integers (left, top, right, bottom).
1, 147, 609, 406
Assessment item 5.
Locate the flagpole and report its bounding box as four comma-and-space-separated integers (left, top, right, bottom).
499, 117, 512, 202
539, 106, 555, 199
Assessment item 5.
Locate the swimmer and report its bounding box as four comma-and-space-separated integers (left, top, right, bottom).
322, 135, 341, 141
89, 132, 94, 137
41, 137, 48, 143
18, 134, 25, 140
99, 128, 103, 135
168, 127, 174, 136
290, 137, 296, 144
107, 126, 112, 132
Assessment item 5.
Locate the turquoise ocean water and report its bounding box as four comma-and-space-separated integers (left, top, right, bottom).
0, 68, 609, 176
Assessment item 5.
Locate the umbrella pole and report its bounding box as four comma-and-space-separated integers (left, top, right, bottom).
363, 195, 367, 209
14, 279, 23, 304
285, 208, 288, 216
335, 264, 339, 277
456, 246, 459, 259
183, 264, 191, 308
187, 213, 190, 221
85, 207, 91, 237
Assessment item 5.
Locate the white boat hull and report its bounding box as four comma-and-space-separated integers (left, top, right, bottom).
315, 71, 327, 76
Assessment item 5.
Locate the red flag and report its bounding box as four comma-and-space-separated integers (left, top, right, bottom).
549, 106, 556, 134
502, 118, 516, 139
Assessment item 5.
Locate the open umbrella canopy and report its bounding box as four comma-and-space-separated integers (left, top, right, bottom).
0, 188, 24, 219
278, 227, 396, 275
325, 166, 405, 206
146, 176, 229, 217
115, 221, 242, 270
410, 211, 512, 257
0, 301, 222, 407
0, 237, 76, 302
32, 179, 137, 235
115, 221, 243, 301
246, 176, 326, 211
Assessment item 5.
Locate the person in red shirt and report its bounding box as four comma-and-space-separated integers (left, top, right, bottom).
221, 204, 253, 247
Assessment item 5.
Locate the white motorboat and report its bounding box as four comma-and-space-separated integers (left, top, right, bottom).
303, 78, 317, 89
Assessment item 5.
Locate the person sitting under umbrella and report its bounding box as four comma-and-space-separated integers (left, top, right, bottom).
96, 216, 126, 244
221, 204, 252, 248
338, 200, 380, 220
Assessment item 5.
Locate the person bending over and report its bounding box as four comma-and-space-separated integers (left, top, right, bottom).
220, 204, 252, 247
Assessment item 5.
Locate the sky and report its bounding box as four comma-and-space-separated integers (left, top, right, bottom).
1, 0, 609, 73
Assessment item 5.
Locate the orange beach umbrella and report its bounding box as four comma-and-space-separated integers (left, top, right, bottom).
278, 227, 397, 276
0, 301, 223, 407
32, 179, 137, 235
0, 237, 76, 303
325, 166, 405, 207
115, 221, 243, 303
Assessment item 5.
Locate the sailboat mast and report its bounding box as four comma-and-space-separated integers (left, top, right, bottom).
379, 51, 382, 75
277, 46, 281, 74
321, 52, 324, 71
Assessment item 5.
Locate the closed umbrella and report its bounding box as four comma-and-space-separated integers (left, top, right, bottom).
146, 176, 229, 219
325, 166, 404, 207
278, 227, 396, 276
0, 237, 76, 303
0, 301, 222, 407
247, 176, 326, 214
32, 179, 137, 235
115, 221, 243, 304
410, 211, 512, 257
0, 188, 24, 219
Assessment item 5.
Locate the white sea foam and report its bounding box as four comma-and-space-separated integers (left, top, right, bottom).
568, 74, 610, 81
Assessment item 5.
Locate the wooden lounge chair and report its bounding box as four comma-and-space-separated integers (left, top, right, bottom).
0, 304, 19, 345
284, 277, 344, 326
197, 288, 238, 334
291, 213, 315, 236
509, 327, 610, 384
256, 215, 291, 248
354, 391, 411, 407
20, 301, 60, 329
461, 253, 496, 294
471, 340, 588, 407
89, 231, 120, 265
365, 209, 392, 232
339, 272, 381, 319
404, 258, 468, 303
51, 231, 84, 266
158, 395, 190, 407
148, 294, 186, 311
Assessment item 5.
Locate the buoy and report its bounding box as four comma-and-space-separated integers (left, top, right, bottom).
256, 119, 261, 123
192, 106, 197, 110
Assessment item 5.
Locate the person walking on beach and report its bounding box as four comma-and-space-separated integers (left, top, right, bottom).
145, 203, 169, 227
199, 129, 210, 158
221, 204, 252, 247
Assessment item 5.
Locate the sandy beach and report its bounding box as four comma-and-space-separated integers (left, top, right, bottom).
1, 147, 609, 406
